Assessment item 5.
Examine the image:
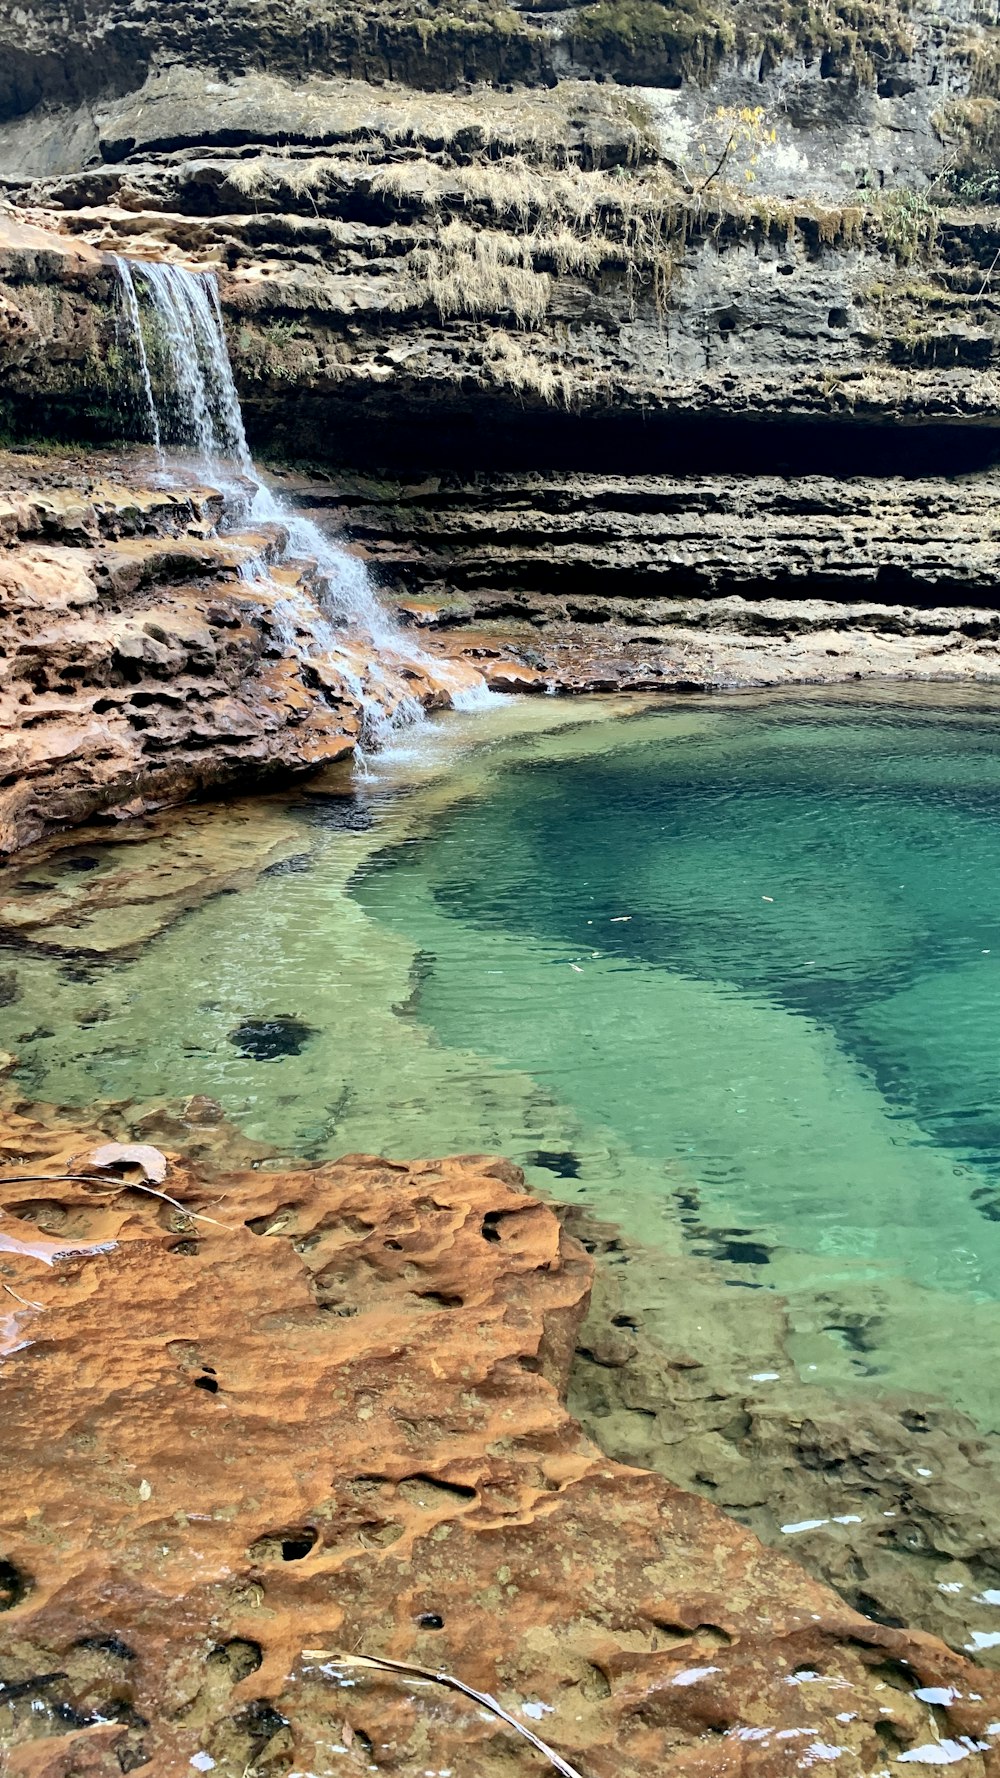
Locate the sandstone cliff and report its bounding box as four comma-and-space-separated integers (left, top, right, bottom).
0, 0, 998, 700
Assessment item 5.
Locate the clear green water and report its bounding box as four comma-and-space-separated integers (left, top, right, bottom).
357, 692, 1000, 1299
7, 689, 1000, 1421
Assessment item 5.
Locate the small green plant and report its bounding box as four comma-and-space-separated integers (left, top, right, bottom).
865, 186, 938, 264
950, 169, 1000, 203
932, 95, 1000, 197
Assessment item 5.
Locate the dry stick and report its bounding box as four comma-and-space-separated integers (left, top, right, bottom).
303, 1651, 587, 1778
0, 1174, 227, 1227
2, 1282, 43, 1309
977, 244, 1000, 297
696, 127, 738, 195
98, 1180, 227, 1227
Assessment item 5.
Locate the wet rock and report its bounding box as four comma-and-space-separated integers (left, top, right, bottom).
300, 794, 375, 831
259, 851, 313, 878
526, 1147, 582, 1178
0, 448, 362, 855
0, 444, 475, 858
0, 799, 314, 952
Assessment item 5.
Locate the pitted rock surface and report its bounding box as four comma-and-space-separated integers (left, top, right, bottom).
0, 446, 466, 855
2, 1102, 1000, 1775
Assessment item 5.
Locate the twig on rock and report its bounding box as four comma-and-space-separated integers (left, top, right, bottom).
2, 1282, 43, 1308
101, 1179, 227, 1227
978, 245, 1000, 296
0, 1174, 226, 1226
303, 1650, 587, 1778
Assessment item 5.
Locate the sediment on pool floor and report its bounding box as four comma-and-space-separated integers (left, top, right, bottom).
566, 1203, 1000, 1668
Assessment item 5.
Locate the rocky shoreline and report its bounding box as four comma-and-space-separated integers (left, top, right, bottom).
7, 435, 1000, 856
570, 1208, 1000, 1670
4, 1086, 1000, 1777
4, 697, 1000, 1737
4, 0, 1000, 1768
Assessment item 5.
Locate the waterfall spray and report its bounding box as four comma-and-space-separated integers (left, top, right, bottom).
113, 255, 493, 747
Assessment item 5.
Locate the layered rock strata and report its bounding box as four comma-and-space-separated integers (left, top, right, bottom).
3, 0, 1000, 450
3, 1097, 1000, 1775
285, 463, 1000, 691
6, 432, 1000, 862
0, 24, 998, 805
4, 65, 1000, 452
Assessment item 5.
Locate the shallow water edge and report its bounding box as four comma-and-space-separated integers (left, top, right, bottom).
4, 684, 1000, 1673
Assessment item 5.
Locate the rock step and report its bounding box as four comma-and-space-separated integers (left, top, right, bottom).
0, 476, 226, 546
400, 588, 1000, 638
279, 470, 1000, 608
31, 162, 1000, 281
0, 444, 486, 854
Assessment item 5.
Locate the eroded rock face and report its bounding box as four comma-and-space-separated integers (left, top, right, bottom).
0, 450, 355, 852
281, 464, 1000, 692
0, 5, 997, 782
0, 446, 472, 855
0, 16, 997, 745
2, 1101, 1000, 1775
2, 0, 1000, 451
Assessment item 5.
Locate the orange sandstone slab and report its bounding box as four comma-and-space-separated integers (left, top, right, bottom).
0, 1106, 998, 1776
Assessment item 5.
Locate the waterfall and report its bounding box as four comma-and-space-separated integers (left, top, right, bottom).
112, 255, 492, 749
115, 260, 161, 456
117, 258, 252, 472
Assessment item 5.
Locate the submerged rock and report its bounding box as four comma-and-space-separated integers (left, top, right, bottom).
569, 1206, 1000, 1671
228, 1013, 317, 1060
0, 798, 315, 953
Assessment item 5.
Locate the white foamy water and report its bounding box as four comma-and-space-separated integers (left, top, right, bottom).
113, 256, 494, 745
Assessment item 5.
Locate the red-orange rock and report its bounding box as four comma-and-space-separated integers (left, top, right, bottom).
485, 659, 548, 693
0, 452, 475, 854
1, 1102, 999, 1777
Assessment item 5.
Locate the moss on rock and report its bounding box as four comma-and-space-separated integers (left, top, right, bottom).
569, 0, 914, 85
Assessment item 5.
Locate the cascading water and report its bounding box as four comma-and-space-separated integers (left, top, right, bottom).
117, 258, 251, 473
115, 262, 161, 457
114, 256, 492, 749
